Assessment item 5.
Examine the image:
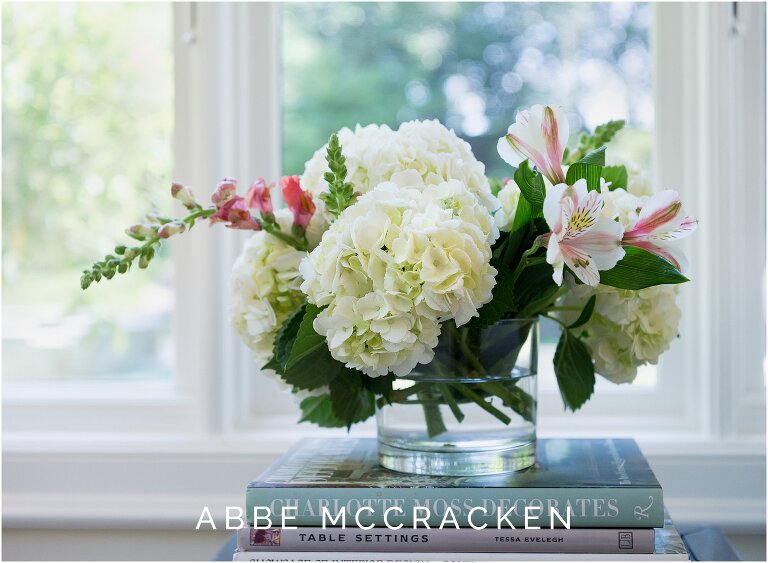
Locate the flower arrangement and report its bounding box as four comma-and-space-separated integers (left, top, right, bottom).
82, 105, 697, 431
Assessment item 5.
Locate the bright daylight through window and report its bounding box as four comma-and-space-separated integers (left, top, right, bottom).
2, 3, 174, 382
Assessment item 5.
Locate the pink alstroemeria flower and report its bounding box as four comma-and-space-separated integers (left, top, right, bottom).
497, 104, 568, 185
246, 178, 274, 215
543, 179, 625, 287
622, 190, 698, 272
280, 175, 316, 231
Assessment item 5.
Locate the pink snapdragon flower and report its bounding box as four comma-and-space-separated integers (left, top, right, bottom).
158, 221, 186, 239
210, 178, 261, 231
211, 198, 261, 230
497, 104, 568, 185
211, 178, 238, 208
280, 175, 316, 231
171, 182, 197, 210
622, 190, 698, 272
543, 179, 625, 287
246, 178, 274, 216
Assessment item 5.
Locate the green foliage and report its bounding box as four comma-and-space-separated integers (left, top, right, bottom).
298, 395, 346, 428
599, 246, 688, 290
468, 259, 517, 328
513, 160, 546, 217
565, 147, 605, 190
81, 206, 217, 290
515, 261, 561, 318
270, 305, 307, 370
601, 165, 628, 191
553, 329, 595, 411
567, 295, 596, 329
329, 370, 376, 429
320, 134, 357, 218
3, 4, 174, 287
565, 120, 625, 164
80, 239, 160, 289
576, 146, 606, 166
281, 4, 652, 180
272, 304, 378, 428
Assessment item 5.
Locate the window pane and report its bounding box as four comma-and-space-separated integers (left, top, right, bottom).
281, 2, 656, 390
2, 3, 174, 381
282, 2, 652, 176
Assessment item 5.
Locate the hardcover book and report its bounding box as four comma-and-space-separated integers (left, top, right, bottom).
232, 514, 687, 561
236, 526, 655, 554
246, 438, 663, 528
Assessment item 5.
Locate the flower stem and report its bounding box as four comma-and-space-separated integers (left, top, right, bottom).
420, 394, 448, 438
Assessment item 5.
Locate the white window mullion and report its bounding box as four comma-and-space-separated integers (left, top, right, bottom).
173, 3, 283, 434
653, 2, 766, 440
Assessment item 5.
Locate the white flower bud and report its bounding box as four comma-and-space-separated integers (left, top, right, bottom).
171, 182, 197, 210
158, 221, 186, 239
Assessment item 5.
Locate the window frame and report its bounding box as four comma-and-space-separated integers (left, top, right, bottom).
3, 1, 765, 532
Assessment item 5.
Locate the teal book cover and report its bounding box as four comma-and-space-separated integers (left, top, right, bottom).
246, 438, 663, 528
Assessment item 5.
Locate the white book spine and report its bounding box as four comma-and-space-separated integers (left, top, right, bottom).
236, 527, 655, 554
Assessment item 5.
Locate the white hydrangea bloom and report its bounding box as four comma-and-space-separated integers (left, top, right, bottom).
600, 186, 647, 229
557, 282, 681, 384
396, 120, 498, 212
301, 123, 401, 203
230, 210, 307, 367
301, 120, 499, 223
494, 178, 522, 231
606, 155, 653, 197
300, 175, 498, 377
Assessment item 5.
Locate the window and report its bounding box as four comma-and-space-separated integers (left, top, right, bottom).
2, 3, 175, 382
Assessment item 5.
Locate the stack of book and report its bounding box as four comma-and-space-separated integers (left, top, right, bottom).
232, 438, 689, 561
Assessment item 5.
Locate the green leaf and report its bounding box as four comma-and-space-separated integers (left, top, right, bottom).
565, 121, 625, 164
298, 395, 346, 428
599, 246, 688, 290
601, 165, 628, 191
566, 162, 602, 190
261, 356, 282, 372
470, 260, 517, 328
513, 160, 546, 216
515, 261, 560, 318
284, 304, 325, 370
553, 330, 595, 411
577, 146, 606, 166
566, 147, 605, 191
362, 373, 396, 397
500, 196, 534, 266
270, 304, 307, 371
280, 304, 345, 391
567, 295, 597, 329
329, 370, 375, 429
510, 192, 532, 234
282, 351, 342, 391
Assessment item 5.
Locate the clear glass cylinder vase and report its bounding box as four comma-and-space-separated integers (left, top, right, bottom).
376, 318, 538, 476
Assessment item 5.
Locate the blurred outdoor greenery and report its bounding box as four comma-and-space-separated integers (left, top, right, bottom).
282, 2, 652, 178
2, 3, 175, 380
